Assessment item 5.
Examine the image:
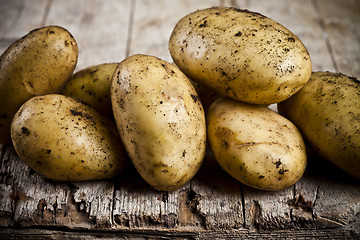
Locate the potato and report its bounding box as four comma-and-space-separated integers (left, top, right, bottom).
111, 54, 206, 191
11, 94, 127, 181
61, 63, 118, 120
207, 97, 306, 191
0, 26, 78, 143
278, 72, 360, 179
169, 7, 311, 105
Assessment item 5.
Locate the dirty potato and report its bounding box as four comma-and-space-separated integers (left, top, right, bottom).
111, 54, 206, 191
0, 26, 78, 143
207, 97, 307, 191
278, 72, 360, 179
169, 7, 311, 105
11, 94, 127, 181
61, 63, 118, 120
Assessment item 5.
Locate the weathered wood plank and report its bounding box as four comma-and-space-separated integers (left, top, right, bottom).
0, 183, 13, 227
44, 0, 131, 71
0, 146, 118, 229
0, 145, 13, 227
72, 181, 115, 228
0, 0, 49, 55
292, 146, 360, 230
315, 0, 360, 77
311, 162, 360, 228
0, 0, 23, 38
190, 151, 245, 230
2, 144, 358, 232
243, 186, 294, 230
0, 227, 359, 240
0, 0, 48, 39
112, 166, 185, 229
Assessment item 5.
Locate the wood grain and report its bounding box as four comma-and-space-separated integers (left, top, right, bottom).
316, 0, 360, 77
0, 0, 48, 55
1, 228, 359, 240
1, 144, 359, 234
45, 0, 132, 71
0, 0, 48, 39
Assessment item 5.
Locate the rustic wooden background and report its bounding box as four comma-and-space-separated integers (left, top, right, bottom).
0, 0, 360, 239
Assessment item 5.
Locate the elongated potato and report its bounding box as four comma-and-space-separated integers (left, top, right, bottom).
278, 72, 360, 179
0, 26, 78, 143
11, 94, 127, 181
111, 54, 206, 191
169, 7, 311, 105
61, 63, 118, 119
207, 97, 307, 191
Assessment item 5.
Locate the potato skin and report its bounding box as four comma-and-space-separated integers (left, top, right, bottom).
207, 97, 306, 191
278, 72, 360, 179
10, 94, 127, 181
0, 26, 78, 143
169, 7, 311, 105
111, 54, 206, 191
61, 63, 118, 119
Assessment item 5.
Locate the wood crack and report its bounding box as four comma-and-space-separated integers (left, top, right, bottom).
288, 194, 316, 229
110, 184, 116, 226
125, 0, 136, 58
316, 215, 347, 228
240, 184, 246, 228
313, 181, 321, 207
40, 0, 53, 26
183, 182, 207, 229
0, 144, 7, 168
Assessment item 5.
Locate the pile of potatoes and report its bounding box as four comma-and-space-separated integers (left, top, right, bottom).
1, 7, 359, 192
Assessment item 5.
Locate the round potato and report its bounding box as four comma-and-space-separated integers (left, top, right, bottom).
169, 7, 311, 105
111, 54, 206, 191
278, 72, 360, 179
207, 97, 307, 191
61, 63, 118, 120
11, 94, 127, 181
0, 26, 78, 143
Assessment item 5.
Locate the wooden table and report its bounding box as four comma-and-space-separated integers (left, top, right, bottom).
1, 0, 359, 239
